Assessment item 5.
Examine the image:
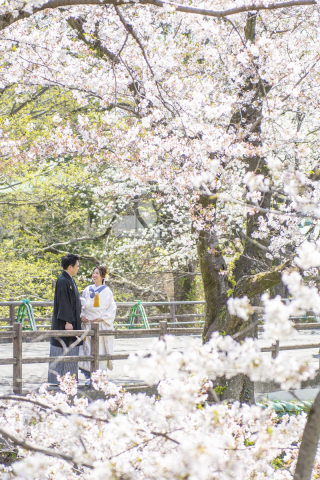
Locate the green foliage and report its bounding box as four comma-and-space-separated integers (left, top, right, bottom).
271, 455, 285, 470
0, 159, 98, 301
0, 252, 57, 301
214, 386, 227, 395
244, 438, 255, 446
0, 448, 18, 467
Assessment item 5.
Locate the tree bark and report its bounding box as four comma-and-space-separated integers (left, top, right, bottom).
197, 196, 230, 343
294, 390, 320, 480
200, 13, 274, 341
197, 13, 285, 403
232, 13, 272, 283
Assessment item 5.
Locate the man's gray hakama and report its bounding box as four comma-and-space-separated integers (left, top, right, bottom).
48, 345, 80, 384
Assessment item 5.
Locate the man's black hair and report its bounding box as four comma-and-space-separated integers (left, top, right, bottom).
61, 254, 80, 270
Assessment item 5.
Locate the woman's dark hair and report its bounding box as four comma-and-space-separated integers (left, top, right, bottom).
93, 266, 107, 284
61, 254, 80, 270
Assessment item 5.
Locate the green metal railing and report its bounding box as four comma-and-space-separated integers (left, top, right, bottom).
16, 299, 37, 331
128, 301, 150, 329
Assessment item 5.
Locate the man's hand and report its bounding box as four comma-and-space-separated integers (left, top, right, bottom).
65, 322, 73, 330
81, 316, 89, 324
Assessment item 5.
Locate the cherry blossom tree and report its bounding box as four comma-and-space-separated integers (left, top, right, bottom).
1, 2, 320, 475
1, 0, 319, 395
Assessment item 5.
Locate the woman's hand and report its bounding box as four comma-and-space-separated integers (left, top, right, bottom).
92, 318, 103, 323
81, 316, 89, 324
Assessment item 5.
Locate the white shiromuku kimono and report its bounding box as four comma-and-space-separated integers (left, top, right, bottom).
79, 284, 117, 373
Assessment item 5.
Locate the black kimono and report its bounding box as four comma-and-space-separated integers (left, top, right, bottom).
50, 270, 82, 348
48, 271, 82, 384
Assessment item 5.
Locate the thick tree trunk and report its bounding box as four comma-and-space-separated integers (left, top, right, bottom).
294, 390, 320, 480
200, 13, 272, 338
197, 196, 230, 343
231, 14, 272, 283
197, 13, 281, 403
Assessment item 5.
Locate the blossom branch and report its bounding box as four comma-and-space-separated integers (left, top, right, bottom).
0, 395, 111, 423
0, 0, 316, 34
114, 6, 154, 76
237, 229, 270, 252
67, 17, 120, 64
0, 425, 94, 469
211, 193, 320, 220
150, 431, 180, 445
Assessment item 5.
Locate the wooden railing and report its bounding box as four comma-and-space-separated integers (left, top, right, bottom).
1, 319, 320, 394
1, 299, 320, 394
0, 299, 206, 328
0, 320, 203, 394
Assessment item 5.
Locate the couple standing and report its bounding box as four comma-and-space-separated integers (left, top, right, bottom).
48, 254, 117, 385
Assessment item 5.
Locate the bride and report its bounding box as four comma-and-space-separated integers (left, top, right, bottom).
79, 265, 117, 384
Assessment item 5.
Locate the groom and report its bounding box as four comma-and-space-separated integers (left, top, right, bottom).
48, 254, 82, 384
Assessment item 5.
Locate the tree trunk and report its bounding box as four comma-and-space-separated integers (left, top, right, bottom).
294, 390, 320, 480
197, 195, 230, 343
231, 13, 272, 283
197, 13, 280, 403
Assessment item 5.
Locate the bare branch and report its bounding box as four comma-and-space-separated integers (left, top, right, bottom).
43, 246, 101, 265
232, 319, 260, 339
35, 215, 117, 255
133, 200, 148, 229
9, 86, 50, 116
109, 272, 167, 300
49, 0, 320, 15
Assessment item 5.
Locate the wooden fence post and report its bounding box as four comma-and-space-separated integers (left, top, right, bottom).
159, 320, 168, 340
90, 323, 100, 386
13, 323, 22, 395
170, 298, 176, 323
272, 340, 280, 359
9, 298, 15, 325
